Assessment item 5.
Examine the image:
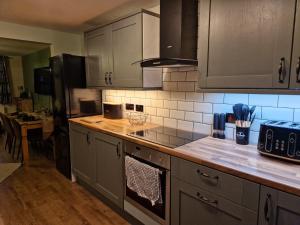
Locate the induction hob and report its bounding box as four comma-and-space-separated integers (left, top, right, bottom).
128, 126, 207, 148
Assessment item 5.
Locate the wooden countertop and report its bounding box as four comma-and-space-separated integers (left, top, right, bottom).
69, 116, 300, 197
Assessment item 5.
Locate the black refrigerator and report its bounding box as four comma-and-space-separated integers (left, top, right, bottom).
50, 54, 102, 179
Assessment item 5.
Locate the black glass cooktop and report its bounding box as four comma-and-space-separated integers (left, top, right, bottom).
128, 126, 207, 148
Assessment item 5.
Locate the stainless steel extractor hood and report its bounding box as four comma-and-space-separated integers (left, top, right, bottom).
142, 0, 198, 68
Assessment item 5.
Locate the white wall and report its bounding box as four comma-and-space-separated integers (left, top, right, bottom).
0, 21, 83, 56
9, 56, 24, 97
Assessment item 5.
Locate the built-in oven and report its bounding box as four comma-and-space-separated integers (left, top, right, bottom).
124, 141, 170, 225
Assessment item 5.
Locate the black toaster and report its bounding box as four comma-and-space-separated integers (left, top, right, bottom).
258, 120, 300, 162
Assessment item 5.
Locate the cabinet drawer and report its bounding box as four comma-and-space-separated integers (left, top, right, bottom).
171, 157, 259, 211
171, 177, 258, 225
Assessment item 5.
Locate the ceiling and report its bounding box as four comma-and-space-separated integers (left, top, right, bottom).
0, 0, 159, 32
0, 38, 50, 56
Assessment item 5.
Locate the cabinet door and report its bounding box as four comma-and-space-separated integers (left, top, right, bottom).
93, 132, 123, 208
290, 1, 300, 89
259, 186, 300, 225
69, 124, 94, 184
85, 25, 112, 87
111, 14, 143, 87
198, 0, 296, 89
171, 177, 257, 225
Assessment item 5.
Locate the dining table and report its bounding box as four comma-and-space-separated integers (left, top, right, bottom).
10, 113, 54, 162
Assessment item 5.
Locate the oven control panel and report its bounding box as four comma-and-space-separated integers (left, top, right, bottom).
258, 121, 300, 162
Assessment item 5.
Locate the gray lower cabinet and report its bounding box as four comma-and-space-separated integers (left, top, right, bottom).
171, 157, 259, 225
69, 123, 123, 208
198, 0, 296, 89
69, 124, 94, 185
93, 132, 123, 208
259, 186, 300, 225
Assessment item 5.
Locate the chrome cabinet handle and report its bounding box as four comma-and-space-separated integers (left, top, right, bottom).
196, 192, 218, 206
264, 194, 271, 222
197, 169, 219, 181
86, 132, 91, 145
296, 57, 300, 83
108, 72, 112, 85
278, 57, 286, 83
105, 72, 108, 85
116, 142, 121, 158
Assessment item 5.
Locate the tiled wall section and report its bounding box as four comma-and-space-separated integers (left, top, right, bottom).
103, 67, 300, 144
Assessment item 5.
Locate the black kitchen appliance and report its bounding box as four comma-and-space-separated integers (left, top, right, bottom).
51, 54, 102, 179
141, 0, 198, 68
128, 126, 207, 148
258, 120, 300, 162
34, 67, 52, 95
103, 102, 123, 119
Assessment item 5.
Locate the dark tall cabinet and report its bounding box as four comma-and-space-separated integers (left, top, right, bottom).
198, 0, 296, 89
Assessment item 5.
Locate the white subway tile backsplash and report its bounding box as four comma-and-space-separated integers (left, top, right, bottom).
225, 127, 234, 140
151, 116, 163, 125
171, 71, 186, 81
104, 69, 300, 145
151, 99, 163, 108
278, 95, 300, 108
164, 100, 178, 110
213, 104, 233, 114
186, 92, 203, 102
186, 71, 199, 81
178, 101, 194, 111
204, 93, 224, 103
262, 107, 293, 121
185, 112, 203, 123
163, 72, 171, 81
170, 110, 185, 120
194, 123, 212, 135
178, 120, 194, 131
249, 94, 278, 107
177, 82, 195, 92
194, 102, 213, 113
203, 114, 213, 124
164, 118, 177, 128
157, 108, 170, 117
157, 91, 171, 100
224, 94, 248, 104
163, 82, 177, 91
171, 92, 186, 100
294, 109, 300, 122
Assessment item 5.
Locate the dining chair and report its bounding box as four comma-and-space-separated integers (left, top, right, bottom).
10, 118, 22, 161
0, 113, 15, 154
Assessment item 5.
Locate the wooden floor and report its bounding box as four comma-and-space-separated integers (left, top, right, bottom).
0, 138, 130, 225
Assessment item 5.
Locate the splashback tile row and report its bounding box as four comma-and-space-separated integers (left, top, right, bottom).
103, 68, 300, 145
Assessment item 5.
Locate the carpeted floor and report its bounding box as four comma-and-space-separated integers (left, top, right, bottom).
0, 163, 21, 183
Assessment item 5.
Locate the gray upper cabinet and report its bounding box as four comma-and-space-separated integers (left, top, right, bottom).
198, 0, 296, 89
290, 1, 300, 89
259, 186, 300, 225
85, 12, 162, 88
69, 123, 94, 185
93, 132, 123, 208
85, 25, 112, 87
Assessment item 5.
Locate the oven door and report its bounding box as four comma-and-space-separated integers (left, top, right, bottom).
124, 155, 170, 225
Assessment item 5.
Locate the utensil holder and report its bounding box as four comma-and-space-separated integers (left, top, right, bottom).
236, 126, 250, 145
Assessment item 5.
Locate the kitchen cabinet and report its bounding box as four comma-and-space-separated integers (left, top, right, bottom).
85, 25, 112, 87
69, 124, 94, 185
69, 123, 124, 208
258, 186, 300, 225
93, 132, 123, 208
290, 1, 300, 89
171, 157, 259, 225
198, 0, 296, 89
85, 11, 162, 88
